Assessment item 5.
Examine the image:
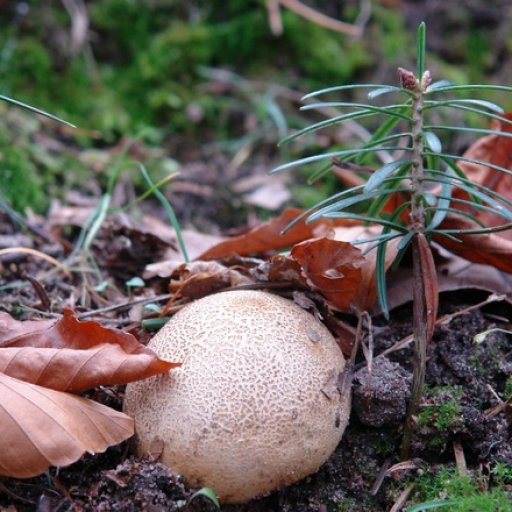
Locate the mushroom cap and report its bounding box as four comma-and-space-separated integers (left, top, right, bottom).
124, 290, 350, 504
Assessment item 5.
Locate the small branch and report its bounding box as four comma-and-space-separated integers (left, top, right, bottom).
266, 0, 370, 37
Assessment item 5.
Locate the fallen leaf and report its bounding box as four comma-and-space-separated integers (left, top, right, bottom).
455, 113, 512, 238
415, 233, 438, 341
0, 372, 133, 478
167, 260, 252, 302
331, 225, 401, 312
0, 309, 179, 392
435, 214, 512, 273
198, 208, 356, 260
290, 237, 365, 312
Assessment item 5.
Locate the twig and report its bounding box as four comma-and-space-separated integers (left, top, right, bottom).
389, 483, 415, 512
0, 247, 72, 279
266, 0, 370, 37
76, 293, 174, 319
453, 440, 467, 476
378, 293, 507, 358
22, 273, 51, 311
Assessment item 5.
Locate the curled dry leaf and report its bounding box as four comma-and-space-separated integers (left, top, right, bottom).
0, 309, 179, 392
0, 372, 133, 478
332, 225, 401, 312
290, 237, 365, 313
168, 260, 252, 303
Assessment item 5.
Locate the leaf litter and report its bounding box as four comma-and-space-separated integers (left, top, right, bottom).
1, 122, 512, 511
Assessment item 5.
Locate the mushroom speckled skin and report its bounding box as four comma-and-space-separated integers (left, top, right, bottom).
124, 290, 351, 504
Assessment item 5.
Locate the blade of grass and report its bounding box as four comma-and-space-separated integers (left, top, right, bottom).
0, 94, 75, 127
137, 163, 189, 262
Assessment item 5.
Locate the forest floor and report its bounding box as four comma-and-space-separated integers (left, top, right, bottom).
1, 164, 511, 511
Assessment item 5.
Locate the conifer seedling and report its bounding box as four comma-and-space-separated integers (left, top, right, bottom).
273, 22, 512, 456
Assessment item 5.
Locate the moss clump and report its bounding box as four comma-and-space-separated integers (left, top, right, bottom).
0, 146, 44, 212
418, 386, 464, 452
408, 468, 512, 512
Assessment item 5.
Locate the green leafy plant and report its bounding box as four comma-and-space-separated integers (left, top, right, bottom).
274, 22, 512, 456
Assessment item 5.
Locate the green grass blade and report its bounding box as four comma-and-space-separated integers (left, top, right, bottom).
0, 94, 76, 127
406, 499, 457, 512
428, 193, 512, 221
137, 163, 189, 262
84, 194, 111, 251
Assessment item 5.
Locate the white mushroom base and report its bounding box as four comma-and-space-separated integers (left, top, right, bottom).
124, 290, 351, 504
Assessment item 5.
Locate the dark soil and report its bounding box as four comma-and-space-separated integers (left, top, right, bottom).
1, 241, 511, 512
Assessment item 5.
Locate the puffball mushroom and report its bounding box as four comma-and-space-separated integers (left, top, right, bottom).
124, 290, 351, 504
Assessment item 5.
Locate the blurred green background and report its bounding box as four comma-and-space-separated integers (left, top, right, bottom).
1, 0, 511, 217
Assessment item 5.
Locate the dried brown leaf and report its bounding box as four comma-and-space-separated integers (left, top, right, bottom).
198, 208, 356, 260
168, 260, 252, 302
290, 237, 365, 312
0, 372, 133, 478
435, 215, 512, 273
416, 233, 438, 341
331, 225, 401, 312
455, 113, 512, 239
0, 309, 179, 392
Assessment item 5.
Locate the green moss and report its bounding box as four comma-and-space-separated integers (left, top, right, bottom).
409, 468, 512, 512
0, 146, 44, 212
418, 386, 464, 452
504, 377, 512, 402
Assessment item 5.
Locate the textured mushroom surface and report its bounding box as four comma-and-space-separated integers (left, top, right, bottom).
124, 290, 351, 504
